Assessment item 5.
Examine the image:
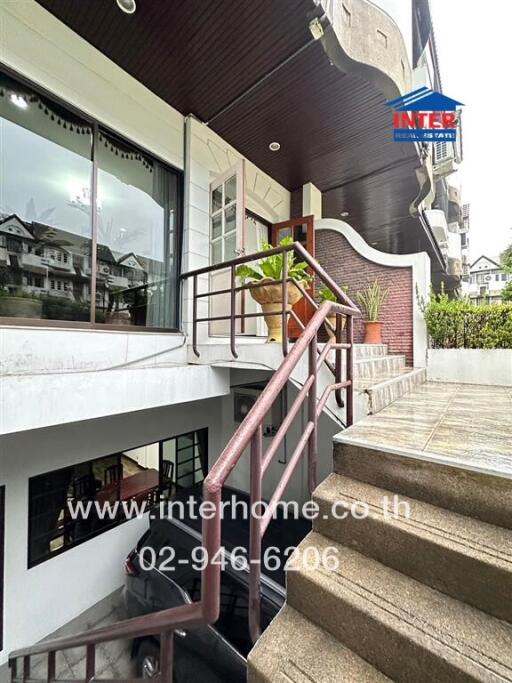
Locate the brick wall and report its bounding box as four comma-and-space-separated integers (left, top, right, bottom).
316, 229, 414, 365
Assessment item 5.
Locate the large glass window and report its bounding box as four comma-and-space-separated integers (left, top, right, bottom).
161, 428, 208, 490
0, 70, 181, 328
95, 131, 179, 328
0, 71, 93, 322
28, 429, 207, 567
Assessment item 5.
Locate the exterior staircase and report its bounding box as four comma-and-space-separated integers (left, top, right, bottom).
353, 343, 426, 417
248, 437, 512, 682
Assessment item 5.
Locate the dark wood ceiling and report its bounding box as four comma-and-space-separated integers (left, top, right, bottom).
36, 0, 442, 270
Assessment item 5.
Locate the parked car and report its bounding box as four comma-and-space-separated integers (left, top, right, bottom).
124, 485, 310, 680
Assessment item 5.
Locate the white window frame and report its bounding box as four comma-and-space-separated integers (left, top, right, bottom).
209, 160, 245, 266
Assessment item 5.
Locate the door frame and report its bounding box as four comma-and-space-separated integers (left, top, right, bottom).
208, 160, 245, 336
271, 215, 316, 339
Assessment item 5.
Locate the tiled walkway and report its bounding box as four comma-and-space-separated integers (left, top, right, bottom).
338, 382, 512, 476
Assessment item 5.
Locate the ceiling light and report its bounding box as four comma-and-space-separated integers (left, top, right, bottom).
116, 0, 136, 14
269, 142, 280, 152
340, 211, 349, 217
10, 94, 28, 110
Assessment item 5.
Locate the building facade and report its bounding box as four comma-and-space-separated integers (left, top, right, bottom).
466, 255, 512, 305
0, 0, 460, 668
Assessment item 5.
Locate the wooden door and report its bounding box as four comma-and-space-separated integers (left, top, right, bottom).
271, 216, 315, 340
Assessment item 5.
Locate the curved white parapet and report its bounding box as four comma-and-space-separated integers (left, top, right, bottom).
424, 209, 449, 249
321, 0, 412, 99
315, 218, 431, 365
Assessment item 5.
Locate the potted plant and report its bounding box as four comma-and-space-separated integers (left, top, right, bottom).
318, 285, 348, 340
236, 237, 312, 342
356, 280, 389, 344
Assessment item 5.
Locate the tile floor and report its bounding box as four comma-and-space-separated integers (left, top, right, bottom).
2, 589, 134, 682
338, 382, 512, 475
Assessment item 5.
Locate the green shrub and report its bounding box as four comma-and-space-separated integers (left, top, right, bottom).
420, 291, 512, 349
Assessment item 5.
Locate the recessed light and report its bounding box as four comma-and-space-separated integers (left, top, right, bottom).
269, 142, 281, 152
116, 0, 136, 14
340, 211, 349, 217
371, 241, 379, 246
10, 94, 28, 110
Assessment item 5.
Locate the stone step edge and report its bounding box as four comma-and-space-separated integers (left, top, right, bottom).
287, 532, 512, 682
364, 367, 426, 395
247, 604, 391, 683
314, 473, 512, 571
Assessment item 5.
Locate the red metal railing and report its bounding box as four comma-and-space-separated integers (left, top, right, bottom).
9, 244, 359, 682
182, 240, 358, 414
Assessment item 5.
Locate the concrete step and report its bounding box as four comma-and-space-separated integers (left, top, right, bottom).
287, 532, 512, 683
333, 440, 512, 530
248, 604, 390, 683
354, 354, 406, 380
314, 473, 512, 622
354, 343, 388, 360
356, 367, 426, 414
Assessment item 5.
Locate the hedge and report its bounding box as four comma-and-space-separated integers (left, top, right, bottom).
421, 293, 512, 349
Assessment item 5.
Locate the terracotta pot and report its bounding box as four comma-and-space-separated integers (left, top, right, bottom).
250, 278, 303, 342
363, 320, 383, 344
324, 313, 346, 340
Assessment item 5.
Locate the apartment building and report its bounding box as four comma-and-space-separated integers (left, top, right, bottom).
466, 255, 512, 304
0, 0, 467, 677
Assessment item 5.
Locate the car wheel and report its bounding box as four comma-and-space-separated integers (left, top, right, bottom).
136, 640, 160, 680
136, 639, 186, 682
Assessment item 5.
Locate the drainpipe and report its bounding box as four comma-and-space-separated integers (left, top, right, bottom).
181, 114, 193, 337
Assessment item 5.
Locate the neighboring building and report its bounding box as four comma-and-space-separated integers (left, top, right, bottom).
466, 255, 512, 304
0, 0, 469, 673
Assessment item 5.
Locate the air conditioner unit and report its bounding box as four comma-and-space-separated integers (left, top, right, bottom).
234, 392, 257, 424
434, 141, 451, 164
433, 140, 457, 177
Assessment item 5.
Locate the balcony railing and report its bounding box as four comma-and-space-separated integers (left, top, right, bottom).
9, 243, 360, 682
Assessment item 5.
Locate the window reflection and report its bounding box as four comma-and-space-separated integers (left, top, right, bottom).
0, 72, 93, 321
0, 71, 181, 328
28, 430, 208, 567
95, 131, 179, 328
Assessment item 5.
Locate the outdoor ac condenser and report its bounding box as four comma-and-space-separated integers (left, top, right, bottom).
234, 392, 257, 424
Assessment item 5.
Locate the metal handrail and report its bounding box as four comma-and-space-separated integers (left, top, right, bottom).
179, 240, 359, 360
10, 247, 360, 682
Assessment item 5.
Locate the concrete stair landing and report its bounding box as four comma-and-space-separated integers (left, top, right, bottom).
248, 388, 512, 682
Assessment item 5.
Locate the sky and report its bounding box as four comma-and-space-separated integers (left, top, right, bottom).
430, 0, 512, 263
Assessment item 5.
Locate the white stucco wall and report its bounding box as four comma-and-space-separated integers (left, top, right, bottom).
427, 349, 512, 386
216, 375, 340, 506
0, 397, 224, 665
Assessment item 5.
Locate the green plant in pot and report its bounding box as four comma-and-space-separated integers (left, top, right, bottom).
318, 285, 348, 340
356, 280, 389, 344
236, 237, 312, 342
